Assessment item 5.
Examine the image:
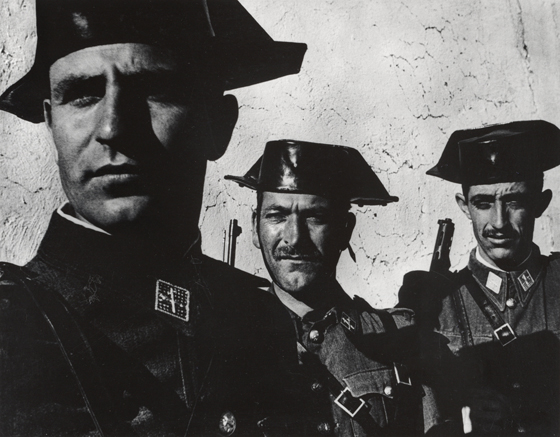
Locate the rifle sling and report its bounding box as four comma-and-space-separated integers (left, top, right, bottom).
451, 285, 475, 348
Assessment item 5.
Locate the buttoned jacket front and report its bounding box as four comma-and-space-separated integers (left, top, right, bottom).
399, 244, 560, 435
0, 208, 287, 436
260, 285, 427, 436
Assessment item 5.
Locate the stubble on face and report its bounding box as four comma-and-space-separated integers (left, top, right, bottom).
254, 192, 346, 295
45, 43, 211, 234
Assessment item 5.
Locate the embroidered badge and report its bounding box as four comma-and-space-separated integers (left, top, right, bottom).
341, 312, 357, 333
518, 269, 534, 292
486, 271, 502, 294
155, 280, 190, 322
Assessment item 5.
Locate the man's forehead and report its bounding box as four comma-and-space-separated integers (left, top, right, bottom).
49, 43, 182, 80
468, 181, 535, 197
261, 191, 334, 209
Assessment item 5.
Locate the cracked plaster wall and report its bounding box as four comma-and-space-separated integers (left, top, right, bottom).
2, 0, 560, 307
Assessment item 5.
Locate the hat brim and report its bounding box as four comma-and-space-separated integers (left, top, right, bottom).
224, 176, 400, 207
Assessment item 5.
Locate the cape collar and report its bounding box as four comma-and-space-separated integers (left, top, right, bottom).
468, 244, 545, 311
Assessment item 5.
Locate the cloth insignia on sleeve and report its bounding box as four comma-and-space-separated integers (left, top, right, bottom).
155, 279, 190, 322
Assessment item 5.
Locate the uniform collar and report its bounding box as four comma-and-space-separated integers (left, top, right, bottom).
270, 281, 354, 328
57, 204, 111, 235
468, 244, 545, 311
36, 206, 204, 286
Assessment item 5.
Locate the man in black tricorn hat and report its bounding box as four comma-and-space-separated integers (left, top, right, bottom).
0, 0, 306, 434
399, 120, 560, 435
227, 140, 444, 436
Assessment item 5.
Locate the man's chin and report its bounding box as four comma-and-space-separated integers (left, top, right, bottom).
483, 246, 520, 269
275, 271, 325, 295
77, 196, 154, 233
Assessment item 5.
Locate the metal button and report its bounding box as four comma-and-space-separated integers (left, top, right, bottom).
517, 425, 526, 433
506, 298, 517, 309
383, 386, 393, 396
218, 411, 236, 436
317, 422, 332, 434
512, 382, 521, 390
309, 329, 324, 344
311, 381, 323, 392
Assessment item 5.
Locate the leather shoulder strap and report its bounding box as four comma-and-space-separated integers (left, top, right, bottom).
0, 262, 127, 435
458, 268, 516, 347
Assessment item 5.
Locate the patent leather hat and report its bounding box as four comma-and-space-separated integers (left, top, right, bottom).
226, 140, 399, 206
427, 120, 560, 185
0, 0, 307, 123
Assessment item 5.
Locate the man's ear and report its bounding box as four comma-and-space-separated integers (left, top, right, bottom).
43, 99, 53, 130
205, 94, 239, 161
43, 99, 59, 163
535, 189, 553, 218
251, 210, 261, 249
341, 212, 356, 250
455, 193, 471, 220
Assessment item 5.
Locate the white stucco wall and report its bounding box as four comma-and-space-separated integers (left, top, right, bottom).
2, 0, 560, 307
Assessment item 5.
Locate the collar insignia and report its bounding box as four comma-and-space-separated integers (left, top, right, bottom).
518, 269, 534, 292
486, 271, 502, 294
341, 312, 357, 333
155, 279, 190, 322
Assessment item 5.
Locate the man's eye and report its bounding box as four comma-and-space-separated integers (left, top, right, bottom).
473, 202, 492, 210
141, 81, 192, 104
506, 200, 527, 209
263, 212, 286, 222
68, 95, 102, 107
307, 215, 327, 224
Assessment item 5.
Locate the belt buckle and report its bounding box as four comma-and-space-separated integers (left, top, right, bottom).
334, 387, 366, 418
394, 362, 412, 386
494, 323, 517, 346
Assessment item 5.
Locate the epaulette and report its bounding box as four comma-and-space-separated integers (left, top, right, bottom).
352, 295, 374, 313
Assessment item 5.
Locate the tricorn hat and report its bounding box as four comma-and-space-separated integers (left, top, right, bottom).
225, 140, 399, 206
0, 0, 307, 123
427, 120, 560, 185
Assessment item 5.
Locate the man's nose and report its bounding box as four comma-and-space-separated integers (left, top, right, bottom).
490, 202, 508, 229
283, 215, 304, 246
96, 87, 127, 143
94, 87, 146, 159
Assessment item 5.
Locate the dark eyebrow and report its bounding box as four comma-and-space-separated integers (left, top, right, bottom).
469, 194, 495, 203
261, 204, 332, 216
51, 74, 103, 101
262, 204, 291, 214
51, 68, 191, 100
501, 193, 532, 202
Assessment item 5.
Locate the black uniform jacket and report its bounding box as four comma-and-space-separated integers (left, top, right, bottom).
0, 208, 290, 436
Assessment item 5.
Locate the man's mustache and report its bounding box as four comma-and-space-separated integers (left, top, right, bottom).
483, 228, 518, 239
273, 245, 322, 262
